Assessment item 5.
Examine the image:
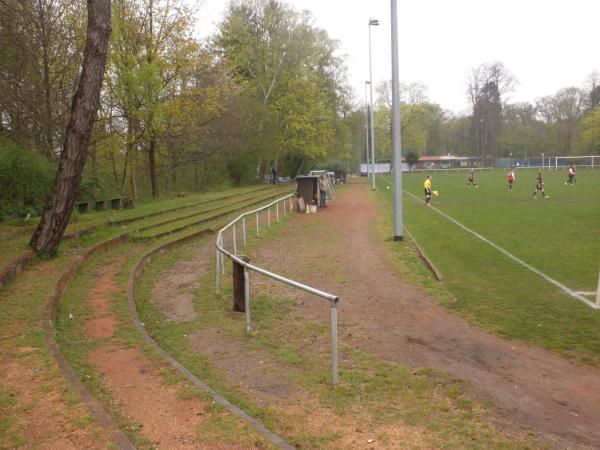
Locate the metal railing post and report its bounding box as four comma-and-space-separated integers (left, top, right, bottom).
232, 224, 237, 255
256, 212, 260, 237
242, 217, 247, 246
215, 247, 221, 294
221, 235, 225, 274
276, 201, 279, 222
267, 208, 271, 227
283, 197, 287, 215
244, 267, 251, 333
331, 300, 339, 385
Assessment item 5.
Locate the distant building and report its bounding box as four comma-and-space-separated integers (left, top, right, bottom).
360, 159, 408, 175
415, 155, 481, 170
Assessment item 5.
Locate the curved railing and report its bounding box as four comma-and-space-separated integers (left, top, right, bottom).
215, 193, 340, 384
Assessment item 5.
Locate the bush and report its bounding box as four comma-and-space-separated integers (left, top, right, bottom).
227, 153, 256, 185
0, 139, 55, 220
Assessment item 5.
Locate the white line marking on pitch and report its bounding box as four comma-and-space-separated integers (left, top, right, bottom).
381, 178, 598, 309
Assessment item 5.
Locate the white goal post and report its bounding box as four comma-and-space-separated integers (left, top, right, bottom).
597, 267, 600, 308
554, 155, 600, 171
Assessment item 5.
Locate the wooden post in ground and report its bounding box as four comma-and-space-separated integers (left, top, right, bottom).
232, 256, 250, 312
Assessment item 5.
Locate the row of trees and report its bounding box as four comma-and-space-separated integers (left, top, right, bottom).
0, 0, 357, 215
368, 62, 600, 163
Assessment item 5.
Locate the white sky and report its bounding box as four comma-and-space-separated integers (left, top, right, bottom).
194, 0, 599, 114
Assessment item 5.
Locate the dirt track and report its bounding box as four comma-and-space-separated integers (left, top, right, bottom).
252, 180, 600, 449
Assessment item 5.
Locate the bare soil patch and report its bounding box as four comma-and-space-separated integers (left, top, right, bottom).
89, 346, 207, 449
89, 266, 119, 314
84, 316, 118, 338
84, 262, 123, 339
188, 327, 423, 448
81, 250, 270, 449
1, 359, 109, 449
190, 327, 296, 404
251, 181, 600, 450
150, 245, 215, 322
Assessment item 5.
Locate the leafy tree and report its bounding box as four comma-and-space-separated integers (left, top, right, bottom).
215, 0, 347, 178
467, 62, 516, 158
536, 87, 587, 154
0, 139, 54, 219
405, 151, 419, 168
579, 107, 600, 154
0, 0, 85, 157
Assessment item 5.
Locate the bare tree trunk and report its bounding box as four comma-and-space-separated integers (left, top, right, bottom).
30, 0, 112, 255
148, 135, 159, 197
38, 0, 55, 158
129, 148, 138, 205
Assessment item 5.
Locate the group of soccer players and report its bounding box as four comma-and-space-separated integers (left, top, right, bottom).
423, 164, 577, 206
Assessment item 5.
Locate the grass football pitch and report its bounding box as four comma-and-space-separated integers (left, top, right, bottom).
377, 168, 600, 364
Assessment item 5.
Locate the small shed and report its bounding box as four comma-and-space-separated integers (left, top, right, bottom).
295, 176, 319, 208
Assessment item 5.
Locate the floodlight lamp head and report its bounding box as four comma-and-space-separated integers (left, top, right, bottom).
365, 80, 371, 85
369, 18, 380, 26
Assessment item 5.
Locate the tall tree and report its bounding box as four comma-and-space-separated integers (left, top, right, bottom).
585, 71, 600, 111
215, 0, 347, 177
30, 0, 112, 254
0, 0, 85, 157
579, 106, 600, 154
467, 62, 516, 159
536, 87, 587, 154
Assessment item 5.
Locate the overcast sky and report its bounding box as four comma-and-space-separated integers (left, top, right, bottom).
194, 0, 599, 114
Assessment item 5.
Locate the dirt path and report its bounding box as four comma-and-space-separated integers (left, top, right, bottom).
82, 254, 251, 449
0, 259, 113, 449
251, 180, 600, 450
148, 235, 424, 448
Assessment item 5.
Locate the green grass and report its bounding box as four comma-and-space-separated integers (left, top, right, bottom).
0, 185, 276, 269
377, 169, 600, 364
130, 188, 286, 239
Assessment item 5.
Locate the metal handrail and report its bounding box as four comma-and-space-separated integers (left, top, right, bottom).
215, 192, 340, 384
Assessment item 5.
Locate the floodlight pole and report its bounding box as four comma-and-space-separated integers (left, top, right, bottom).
364, 81, 371, 180
391, 0, 403, 240
368, 18, 379, 191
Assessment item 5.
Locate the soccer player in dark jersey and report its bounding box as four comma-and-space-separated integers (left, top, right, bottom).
466, 169, 478, 189
532, 172, 549, 199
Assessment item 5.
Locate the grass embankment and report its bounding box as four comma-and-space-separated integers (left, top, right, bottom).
0, 241, 117, 448
0, 185, 275, 270
131, 190, 537, 449
130, 188, 286, 240
377, 169, 600, 365
56, 240, 274, 448
0, 184, 284, 448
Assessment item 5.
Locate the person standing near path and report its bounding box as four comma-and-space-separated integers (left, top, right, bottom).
532, 172, 549, 199
271, 162, 278, 185
424, 175, 432, 206
319, 174, 327, 208
507, 168, 516, 191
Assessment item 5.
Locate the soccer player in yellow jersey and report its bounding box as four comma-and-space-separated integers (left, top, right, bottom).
424, 175, 432, 206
